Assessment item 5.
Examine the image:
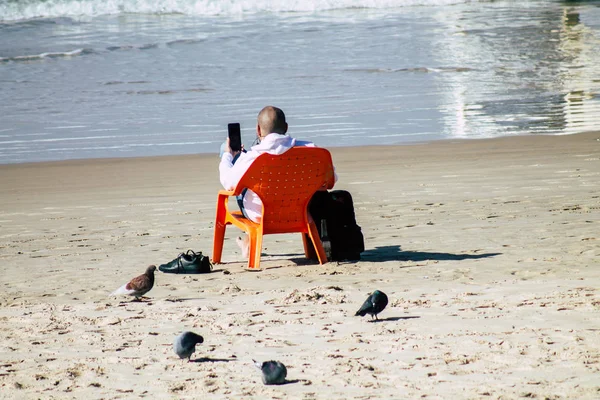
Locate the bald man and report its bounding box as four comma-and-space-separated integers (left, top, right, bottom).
219, 106, 335, 256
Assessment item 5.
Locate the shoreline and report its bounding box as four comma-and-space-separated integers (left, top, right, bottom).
1, 131, 598, 168
1, 130, 599, 399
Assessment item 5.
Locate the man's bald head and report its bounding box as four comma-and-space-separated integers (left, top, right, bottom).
257, 106, 288, 136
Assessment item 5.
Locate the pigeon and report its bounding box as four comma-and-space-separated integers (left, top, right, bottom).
253, 360, 287, 385
173, 331, 204, 362
355, 290, 388, 320
111, 265, 156, 300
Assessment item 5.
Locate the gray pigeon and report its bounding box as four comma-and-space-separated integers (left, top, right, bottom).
355, 290, 388, 320
253, 360, 287, 385
111, 265, 157, 301
174, 331, 204, 362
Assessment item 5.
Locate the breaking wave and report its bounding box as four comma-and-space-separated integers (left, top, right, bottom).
0, 0, 474, 22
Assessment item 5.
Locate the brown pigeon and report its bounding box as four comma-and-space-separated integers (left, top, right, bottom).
111, 265, 156, 300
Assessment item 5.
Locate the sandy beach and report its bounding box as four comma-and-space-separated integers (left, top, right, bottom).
1, 132, 599, 399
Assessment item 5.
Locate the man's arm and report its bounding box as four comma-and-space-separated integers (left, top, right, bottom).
219, 152, 235, 190
219, 137, 245, 190
219, 151, 257, 191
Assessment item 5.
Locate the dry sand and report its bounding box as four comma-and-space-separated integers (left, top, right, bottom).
0, 132, 599, 399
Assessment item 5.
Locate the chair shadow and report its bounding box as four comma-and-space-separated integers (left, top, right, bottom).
231, 245, 500, 269
191, 357, 236, 363
288, 256, 360, 266
361, 245, 501, 263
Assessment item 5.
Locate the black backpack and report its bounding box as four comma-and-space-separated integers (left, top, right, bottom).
308, 190, 365, 261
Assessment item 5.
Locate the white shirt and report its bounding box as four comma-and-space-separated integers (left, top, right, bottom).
219, 133, 317, 223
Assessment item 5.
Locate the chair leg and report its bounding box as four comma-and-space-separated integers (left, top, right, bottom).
302, 233, 318, 260
212, 220, 226, 264
213, 193, 232, 264
307, 221, 327, 264
247, 230, 263, 270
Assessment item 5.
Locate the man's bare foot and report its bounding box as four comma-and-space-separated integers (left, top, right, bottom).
236, 235, 249, 258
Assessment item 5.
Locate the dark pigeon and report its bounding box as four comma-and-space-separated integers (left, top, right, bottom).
111, 265, 156, 301
174, 331, 204, 362
355, 290, 388, 320
253, 360, 287, 385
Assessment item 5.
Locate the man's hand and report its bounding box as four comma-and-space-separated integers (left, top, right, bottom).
225, 137, 243, 158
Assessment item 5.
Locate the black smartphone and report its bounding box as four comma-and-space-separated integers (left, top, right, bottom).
228, 123, 242, 152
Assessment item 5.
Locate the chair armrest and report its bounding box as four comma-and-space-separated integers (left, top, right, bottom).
216, 190, 235, 219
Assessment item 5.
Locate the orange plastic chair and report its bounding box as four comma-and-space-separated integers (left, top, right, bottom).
212, 147, 336, 270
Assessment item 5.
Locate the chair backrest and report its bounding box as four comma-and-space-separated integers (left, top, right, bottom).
236, 147, 335, 234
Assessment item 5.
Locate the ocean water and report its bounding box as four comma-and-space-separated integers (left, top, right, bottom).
1, 0, 599, 164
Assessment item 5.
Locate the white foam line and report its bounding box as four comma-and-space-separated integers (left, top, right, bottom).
7, 146, 125, 154
0, 136, 120, 144
298, 127, 377, 134
125, 141, 216, 147
1, 49, 86, 61
300, 115, 350, 120
47, 125, 88, 130
6, 141, 219, 154
18, 132, 53, 137
366, 131, 437, 138
182, 124, 220, 128
305, 131, 370, 137
294, 123, 360, 128
0, 130, 219, 145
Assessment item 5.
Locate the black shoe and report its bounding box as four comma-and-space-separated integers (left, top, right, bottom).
159, 250, 212, 274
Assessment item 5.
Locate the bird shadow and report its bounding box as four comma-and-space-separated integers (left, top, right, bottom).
191, 357, 236, 363
117, 298, 153, 305
279, 379, 302, 385
361, 245, 501, 263
368, 316, 420, 323
164, 297, 204, 303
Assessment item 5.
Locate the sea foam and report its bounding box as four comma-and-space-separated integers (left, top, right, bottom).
0, 0, 471, 22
